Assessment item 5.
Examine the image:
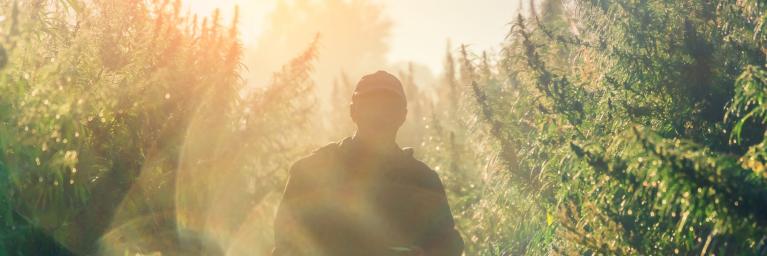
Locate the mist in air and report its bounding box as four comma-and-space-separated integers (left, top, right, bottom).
2, 0, 767, 255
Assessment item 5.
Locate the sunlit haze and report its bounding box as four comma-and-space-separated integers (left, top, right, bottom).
186, 0, 519, 75
6, 0, 766, 255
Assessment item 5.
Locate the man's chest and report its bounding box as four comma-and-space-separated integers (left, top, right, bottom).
300, 162, 439, 225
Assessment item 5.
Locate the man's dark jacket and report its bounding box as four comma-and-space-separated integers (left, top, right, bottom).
272, 137, 464, 256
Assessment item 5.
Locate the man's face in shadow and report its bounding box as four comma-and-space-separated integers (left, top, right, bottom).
350, 92, 407, 133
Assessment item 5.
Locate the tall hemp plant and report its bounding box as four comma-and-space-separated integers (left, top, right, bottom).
0, 0, 319, 254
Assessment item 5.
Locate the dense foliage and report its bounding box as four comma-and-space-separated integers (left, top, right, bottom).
0, 0, 318, 254
418, 0, 767, 254
2, 0, 767, 255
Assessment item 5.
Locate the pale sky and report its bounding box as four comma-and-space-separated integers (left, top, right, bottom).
381, 0, 519, 72
186, 0, 520, 74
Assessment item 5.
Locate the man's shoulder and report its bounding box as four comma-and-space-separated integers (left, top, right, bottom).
398, 148, 445, 189
289, 140, 343, 176
400, 148, 431, 172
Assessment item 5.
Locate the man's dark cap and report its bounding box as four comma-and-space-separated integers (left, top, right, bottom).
353, 70, 406, 102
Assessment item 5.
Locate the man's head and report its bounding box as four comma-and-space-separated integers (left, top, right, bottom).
350, 71, 407, 135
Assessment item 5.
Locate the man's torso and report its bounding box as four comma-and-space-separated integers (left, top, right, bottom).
284, 138, 447, 255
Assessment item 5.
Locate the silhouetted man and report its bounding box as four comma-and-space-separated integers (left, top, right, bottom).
272, 71, 464, 256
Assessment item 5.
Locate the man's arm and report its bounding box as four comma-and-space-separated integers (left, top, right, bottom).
272, 161, 307, 256
272, 143, 340, 255
419, 171, 464, 256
